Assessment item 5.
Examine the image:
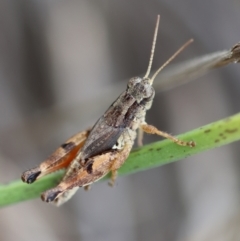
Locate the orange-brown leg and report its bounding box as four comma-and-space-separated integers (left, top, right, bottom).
41, 150, 118, 203
108, 142, 133, 186
21, 129, 90, 184
140, 124, 195, 147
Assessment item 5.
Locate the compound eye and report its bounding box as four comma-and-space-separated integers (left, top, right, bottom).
127, 77, 142, 88
143, 85, 154, 98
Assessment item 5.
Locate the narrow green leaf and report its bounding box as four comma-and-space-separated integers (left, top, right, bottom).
0, 113, 239, 207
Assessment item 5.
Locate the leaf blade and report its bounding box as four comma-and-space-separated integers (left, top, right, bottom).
0, 113, 240, 207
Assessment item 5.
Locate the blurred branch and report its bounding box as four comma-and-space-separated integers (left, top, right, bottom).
0, 113, 240, 207
155, 42, 240, 91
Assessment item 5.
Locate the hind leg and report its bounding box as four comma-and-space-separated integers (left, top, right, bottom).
108, 142, 133, 186
41, 150, 118, 204
21, 129, 90, 183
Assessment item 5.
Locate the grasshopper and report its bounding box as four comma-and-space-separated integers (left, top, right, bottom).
21, 15, 195, 206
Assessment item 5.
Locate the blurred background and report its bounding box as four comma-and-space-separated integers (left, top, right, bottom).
0, 0, 240, 240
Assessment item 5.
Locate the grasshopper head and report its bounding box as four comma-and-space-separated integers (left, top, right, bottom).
127, 76, 155, 103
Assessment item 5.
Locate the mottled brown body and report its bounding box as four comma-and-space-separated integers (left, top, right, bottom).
21, 15, 195, 205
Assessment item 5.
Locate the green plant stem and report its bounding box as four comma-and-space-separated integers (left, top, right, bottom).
0, 113, 240, 208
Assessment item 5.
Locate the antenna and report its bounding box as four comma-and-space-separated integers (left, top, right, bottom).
144, 15, 160, 79
149, 38, 194, 84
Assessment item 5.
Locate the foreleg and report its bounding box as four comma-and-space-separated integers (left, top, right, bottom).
140, 124, 195, 147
